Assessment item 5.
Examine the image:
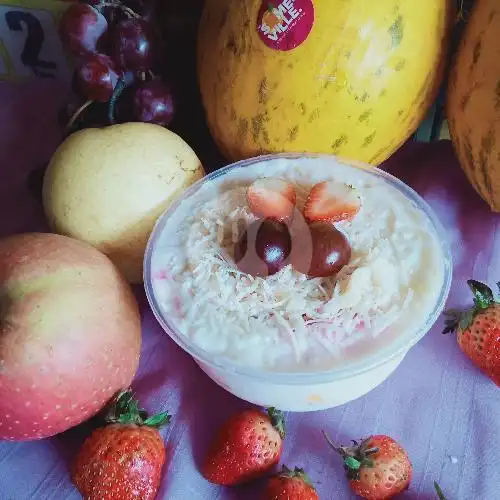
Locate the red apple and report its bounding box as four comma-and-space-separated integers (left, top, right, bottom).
0, 233, 142, 441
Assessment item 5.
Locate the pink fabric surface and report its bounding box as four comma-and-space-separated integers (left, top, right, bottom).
1, 80, 499, 500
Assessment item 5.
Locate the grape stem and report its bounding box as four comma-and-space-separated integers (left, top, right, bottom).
66, 100, 94, 133
108, 77, 128, 125
98, 1, 140, 20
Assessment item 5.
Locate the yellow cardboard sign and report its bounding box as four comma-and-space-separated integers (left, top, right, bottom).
0, 0, 72, 82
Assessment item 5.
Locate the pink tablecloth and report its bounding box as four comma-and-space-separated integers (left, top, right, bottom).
1, 80, 499, 500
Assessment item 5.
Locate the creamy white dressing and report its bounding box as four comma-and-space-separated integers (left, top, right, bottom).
151, 158, 445, 372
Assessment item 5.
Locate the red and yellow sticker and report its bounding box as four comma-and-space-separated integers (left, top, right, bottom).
257, 0, 314, 51
0, 0, 72, 82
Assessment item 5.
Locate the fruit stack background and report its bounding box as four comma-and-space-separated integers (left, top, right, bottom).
57, 0, 475, 166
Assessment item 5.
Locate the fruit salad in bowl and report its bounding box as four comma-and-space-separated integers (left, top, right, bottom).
144, 153, 452, 411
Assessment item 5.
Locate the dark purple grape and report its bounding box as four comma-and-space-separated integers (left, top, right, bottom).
133, 80, 175, 125
110, 18, 157, 71
234, 219, 292, 277
59, 3, 108, 57
76, 53, 119, 102
292, 222, 351, 278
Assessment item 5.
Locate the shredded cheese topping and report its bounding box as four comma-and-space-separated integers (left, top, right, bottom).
152, 163, 443, 372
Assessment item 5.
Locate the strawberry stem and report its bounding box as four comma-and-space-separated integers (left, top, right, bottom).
322, 430, 341, 453
267, 407, 285, 439
103, 388, 171, 428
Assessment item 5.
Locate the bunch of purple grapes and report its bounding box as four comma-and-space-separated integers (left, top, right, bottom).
59, 0, 174, 127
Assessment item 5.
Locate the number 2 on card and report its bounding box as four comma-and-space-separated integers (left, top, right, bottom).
0, 0, 71, 82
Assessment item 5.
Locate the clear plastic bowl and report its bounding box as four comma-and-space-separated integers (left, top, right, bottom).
144, 153, 453, 412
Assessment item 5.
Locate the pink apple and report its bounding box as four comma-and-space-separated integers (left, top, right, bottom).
0, 232, 142, 441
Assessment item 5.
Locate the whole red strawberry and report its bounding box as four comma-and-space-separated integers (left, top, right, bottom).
203, 407, 285, 486
324, 431, 412, 500
262, 465, 319, 500
443, 279, 500, 386
72, 389, 170, 500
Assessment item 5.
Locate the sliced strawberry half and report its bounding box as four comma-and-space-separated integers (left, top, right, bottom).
247, 178, 296, 221
304, 181, 361, 223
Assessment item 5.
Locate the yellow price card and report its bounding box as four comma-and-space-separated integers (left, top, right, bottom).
0, 0, 72, 82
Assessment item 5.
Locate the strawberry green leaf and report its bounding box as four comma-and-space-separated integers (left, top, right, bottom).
279, 465, 293, 476
267, 407, 286, 439
468, 279, 494, 309
276, 466, 316, 489
434, 481, 447, 499
143, 411, 171, 428
117, 412, 143, 425
458, 310, 474, 331
344, 456, 361, 470
102, 388, 171, 428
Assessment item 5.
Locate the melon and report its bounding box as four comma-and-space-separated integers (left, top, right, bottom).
447, 0, 500, 211
198, 0, 453, 165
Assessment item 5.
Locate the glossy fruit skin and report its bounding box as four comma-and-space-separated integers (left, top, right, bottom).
0, 233, 141, 441
72, 424, 165, 500
234, 219, 292, 277
263, 468, 319, 500
59, 3, 108, 57
348, 435, 412, 500
134, 80, 175, 125
198, 0, 453, 163
292, 222, 351, 278
203, 409, 284, 486
446, 0, 500, 211
457, 303, 500, 385
110, 18, 157, 71
77, 53, 119, 102
444, 281, 500, 386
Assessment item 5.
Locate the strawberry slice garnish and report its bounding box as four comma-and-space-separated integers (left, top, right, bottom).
247, 178, 296, 221
304, 181, 361, 223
